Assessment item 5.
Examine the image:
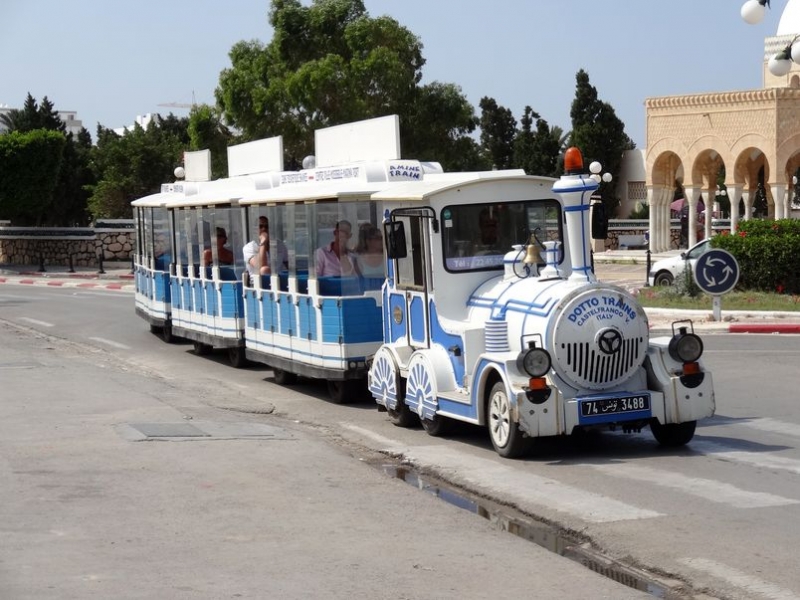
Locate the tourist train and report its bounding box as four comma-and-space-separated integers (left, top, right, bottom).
132, 115, 715, 457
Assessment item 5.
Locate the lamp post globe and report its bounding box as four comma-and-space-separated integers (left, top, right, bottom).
741, 0, 767, 24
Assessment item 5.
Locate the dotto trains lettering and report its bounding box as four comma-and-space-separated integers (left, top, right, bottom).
132, 116, 715, 458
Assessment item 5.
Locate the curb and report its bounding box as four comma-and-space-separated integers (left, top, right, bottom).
0, 276, 134, 292
728, 323, 800, 334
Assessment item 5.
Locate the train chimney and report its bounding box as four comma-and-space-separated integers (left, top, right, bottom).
553, 147, 598, 284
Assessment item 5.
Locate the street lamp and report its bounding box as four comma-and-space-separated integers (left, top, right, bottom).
715, 185, 728, 218
588, 161, 613, 185
741, 0, 771, 25
740, 1, 800, 76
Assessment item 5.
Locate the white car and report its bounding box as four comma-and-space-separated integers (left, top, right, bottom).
648, 239, 710, 286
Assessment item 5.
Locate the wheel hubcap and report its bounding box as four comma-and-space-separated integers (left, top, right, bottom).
490, 391, 510, 446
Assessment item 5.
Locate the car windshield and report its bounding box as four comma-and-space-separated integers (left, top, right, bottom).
686, 240, 710, 259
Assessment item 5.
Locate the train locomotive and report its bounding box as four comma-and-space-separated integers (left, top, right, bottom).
132, 116, 715, 458
368, 146, 715, 457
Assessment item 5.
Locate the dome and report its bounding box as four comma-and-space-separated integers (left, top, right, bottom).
777, 0, 800, 35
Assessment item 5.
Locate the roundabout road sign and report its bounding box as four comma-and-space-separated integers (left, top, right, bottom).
693, 249, 740, 296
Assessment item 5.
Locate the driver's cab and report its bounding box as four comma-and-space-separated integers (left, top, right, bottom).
378, 174, 563, 349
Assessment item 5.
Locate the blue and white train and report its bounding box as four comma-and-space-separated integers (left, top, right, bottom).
132, 115, 715, 457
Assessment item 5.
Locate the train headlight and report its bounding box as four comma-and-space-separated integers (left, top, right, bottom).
517, 347, 551, 378
668, 327, 704, 363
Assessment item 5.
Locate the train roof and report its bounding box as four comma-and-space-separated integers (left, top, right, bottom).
370, 170, 555, 201
130, 189, 185, 208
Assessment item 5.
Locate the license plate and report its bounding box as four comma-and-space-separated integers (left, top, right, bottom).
579, 394, 651, 424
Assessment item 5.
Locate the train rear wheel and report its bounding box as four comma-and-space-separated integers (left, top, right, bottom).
650, 419, 696, 447
161, 323, 174, 344
327, 379, 362, 404
420, 414, 452, 437
228, 346, 248, 369
388, 402, 417, 428
193, 341, 212, 356
272, 368, 298, 385
487, 382, 532, 458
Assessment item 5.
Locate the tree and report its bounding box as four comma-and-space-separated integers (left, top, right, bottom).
188, 104, 232, 179
479, 97, 516, 170
569, 69, 635, 216
88, 121, 186, 219
215, 0, 478, 170
0, 93, 95, 226
513, 106, 562, 177
0, 130, 65, 225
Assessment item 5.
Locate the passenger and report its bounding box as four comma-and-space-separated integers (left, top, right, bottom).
315, 220, 355, 277
202, 227, 234, 265
243, 216, 288, 276
354, 223, 385, 277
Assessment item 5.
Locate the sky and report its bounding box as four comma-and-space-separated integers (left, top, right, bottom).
0, 1, 790, 150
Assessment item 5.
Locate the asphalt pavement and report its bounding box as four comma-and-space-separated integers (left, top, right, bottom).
2, 255, 800, 334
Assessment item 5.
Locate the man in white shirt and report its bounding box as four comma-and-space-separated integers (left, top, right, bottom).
243, 216, 288, 276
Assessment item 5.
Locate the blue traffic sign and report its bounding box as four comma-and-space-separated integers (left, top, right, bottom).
693, 249, 740, 295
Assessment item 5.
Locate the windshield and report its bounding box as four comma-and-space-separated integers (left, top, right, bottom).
441, 199, 562, 272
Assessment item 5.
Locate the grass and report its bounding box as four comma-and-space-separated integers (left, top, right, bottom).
635, 287, 800, 312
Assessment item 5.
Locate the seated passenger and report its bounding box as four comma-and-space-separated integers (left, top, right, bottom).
315, 220, 356, 277
203, 227, 234, 265
243, 216, 288, 276
354, 223, 385, 277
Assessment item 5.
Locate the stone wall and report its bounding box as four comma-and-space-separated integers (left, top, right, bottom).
0, 220, 134, 267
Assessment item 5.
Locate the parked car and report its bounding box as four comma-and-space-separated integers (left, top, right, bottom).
648, 239, 710, 286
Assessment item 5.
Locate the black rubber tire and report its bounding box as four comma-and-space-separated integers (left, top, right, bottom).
650, 419, 697, 447
273, 368, 298, 385
420, 413, 452, 437
193, 341, 212, 356
653, 271, 674, 286
161, 323, 174, 344
327, 379, 363, 404
228, 346, 248, 369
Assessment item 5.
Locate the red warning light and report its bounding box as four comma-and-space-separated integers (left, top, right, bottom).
564, 147, 584, 174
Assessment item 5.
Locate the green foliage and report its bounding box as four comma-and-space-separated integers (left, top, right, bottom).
628, 203, 649, 219
188, 104, 232, 179
0, 130, 65, 225
88, 120, 186, 219
712, 219, 800, 294
569, 70, 635, 217
513, 106, 563, 177
479, 97, 516, 170
215, 0, 477, 169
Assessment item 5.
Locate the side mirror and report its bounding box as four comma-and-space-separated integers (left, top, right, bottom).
384, 221, 407, 259
591, 201, 608, 239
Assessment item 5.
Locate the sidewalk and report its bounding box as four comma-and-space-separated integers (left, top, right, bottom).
0, 261, 135, 292
2, 260, 799, 334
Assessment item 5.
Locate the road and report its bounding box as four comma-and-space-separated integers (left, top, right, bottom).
2, 284, 800, 599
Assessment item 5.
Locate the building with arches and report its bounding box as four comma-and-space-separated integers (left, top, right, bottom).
642, 0, 800, 252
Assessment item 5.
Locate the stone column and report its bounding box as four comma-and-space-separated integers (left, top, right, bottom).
684, 186, 700, 248
771, 183, 786, 220
744, 188, 753, 220
727, 184, 742, 234
704, 185, 714, 241
646, 186, 658, 253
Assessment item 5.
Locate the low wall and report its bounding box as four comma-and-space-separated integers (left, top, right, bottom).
0, 220, 134, 267
600, 219, 732, 251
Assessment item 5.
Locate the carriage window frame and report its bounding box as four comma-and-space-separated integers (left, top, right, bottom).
440, 198, 564, 273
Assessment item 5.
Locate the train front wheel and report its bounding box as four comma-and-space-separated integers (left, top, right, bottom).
487, 382, 532, 458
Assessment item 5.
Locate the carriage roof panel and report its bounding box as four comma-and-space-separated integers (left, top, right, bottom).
370, 171, 554, 201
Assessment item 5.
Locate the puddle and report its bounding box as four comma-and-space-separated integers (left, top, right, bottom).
380, 463, 688, 599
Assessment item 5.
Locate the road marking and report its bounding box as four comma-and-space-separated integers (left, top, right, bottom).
19, 317, 54, 327
591, 463, 798, 508
741, 418, 800, 440
341, 423, 662, 523
88, 337, 131, 350
679, 558, 800, 600
694, 440, 800, 476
